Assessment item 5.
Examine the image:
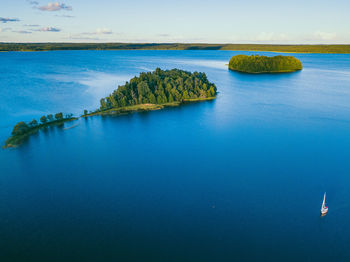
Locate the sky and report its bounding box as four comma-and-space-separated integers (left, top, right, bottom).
0, 0, 349, 44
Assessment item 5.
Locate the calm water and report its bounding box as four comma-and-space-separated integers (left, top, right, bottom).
0, 50, 350, 261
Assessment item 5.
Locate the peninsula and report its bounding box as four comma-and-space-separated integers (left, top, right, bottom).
4, 68, 217, 148
4, 113, 77, 148
228, 55, 303, 73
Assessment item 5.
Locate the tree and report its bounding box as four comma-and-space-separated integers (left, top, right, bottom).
148, 93, 156, 104
29, 119, 38, 127
84, 110, 88, 116
208, 86, 216, 97
182, 90, 189, 99
100, 98, 107, 110
47, 114, 54, 122
55, 112, 63, 121
11, 122, 30, 136
40, 115, 47, 124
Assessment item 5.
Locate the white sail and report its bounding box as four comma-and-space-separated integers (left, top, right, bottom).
321, 192, 328, 215
322, 192, 326, 208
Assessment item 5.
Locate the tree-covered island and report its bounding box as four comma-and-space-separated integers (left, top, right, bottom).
3, 113, 77, 148
4, 68, 217, 148
84, 68, 217, 117
228, 55, 303, 73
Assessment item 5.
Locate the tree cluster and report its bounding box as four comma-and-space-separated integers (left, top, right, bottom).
11, 112, 73, 137
99, 68, 217, 110
229, 55, 302, 73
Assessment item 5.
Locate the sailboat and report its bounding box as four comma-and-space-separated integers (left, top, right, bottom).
320, 192, 328, 216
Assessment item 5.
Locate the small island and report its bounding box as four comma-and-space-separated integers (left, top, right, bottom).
4, 68, 217, 148
4, 113, 77, 148
84, 68, 217, 117
228, 54, 302, 73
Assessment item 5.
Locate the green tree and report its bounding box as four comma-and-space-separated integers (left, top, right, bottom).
29, 119, 38, 127
40, 115, 47, 124
55, 112, 63, 121
47, 114, 54, 122
182, 90, 189, 99
11, 122, 30, 136
100, 98, 107, 110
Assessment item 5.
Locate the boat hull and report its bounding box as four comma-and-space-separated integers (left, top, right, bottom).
320, 207, 328, 216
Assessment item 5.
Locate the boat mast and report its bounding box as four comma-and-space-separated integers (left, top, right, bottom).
322, 192, 326, 208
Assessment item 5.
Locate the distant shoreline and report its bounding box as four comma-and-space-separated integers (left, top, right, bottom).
0, 43, 349, 54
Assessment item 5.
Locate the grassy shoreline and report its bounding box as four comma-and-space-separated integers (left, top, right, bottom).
83, 97, 216, 117
1, 43, 349, 53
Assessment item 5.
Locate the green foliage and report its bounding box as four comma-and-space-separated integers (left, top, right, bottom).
11, 122, 30, 136
55, 112, 64, 121
228, 55, 303, 73
5, 112, 76, 148
47, 114, 54, 121
40, 115, 47, 124
29, 119, 38, 127
99, 68, 217, 110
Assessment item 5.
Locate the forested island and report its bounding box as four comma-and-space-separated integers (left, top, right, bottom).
4, 113, 77, 148
228, 55, 303, 73
1, 43, 349, 53
84, 68, 217, 117
4, 68, 217, 148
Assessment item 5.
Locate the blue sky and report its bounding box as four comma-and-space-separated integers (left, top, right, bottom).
1, 0, 349, 43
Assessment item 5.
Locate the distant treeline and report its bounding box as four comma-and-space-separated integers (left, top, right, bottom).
229, 55, 303, 73
99, 68, 217, 111
1, 43, 350, 53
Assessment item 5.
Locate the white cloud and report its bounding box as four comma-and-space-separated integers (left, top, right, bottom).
96, 28, 112, 35
24, 24, 40, 27
68, 35, 100, 41
0, 17, 20, 23
39, 2, 72, 11
13, 30, 32, 34
253, 32, 290, 42
313, 31, 337, 41
27, 0, 39, 5
38, 27, 61, 32
55, 14, 75, 18
81, 28, 113, 35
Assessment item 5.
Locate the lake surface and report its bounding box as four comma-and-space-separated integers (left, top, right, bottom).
0, 50, 350, 261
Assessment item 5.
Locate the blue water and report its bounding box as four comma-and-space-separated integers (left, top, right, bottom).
0, 50, 350, 261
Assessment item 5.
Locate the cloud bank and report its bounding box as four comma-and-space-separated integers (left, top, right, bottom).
13, 30, 33, 34
38, 2, 72, 11
38, 27, 61, 32
0, 17, 20, 23
82, 28, 113, 35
